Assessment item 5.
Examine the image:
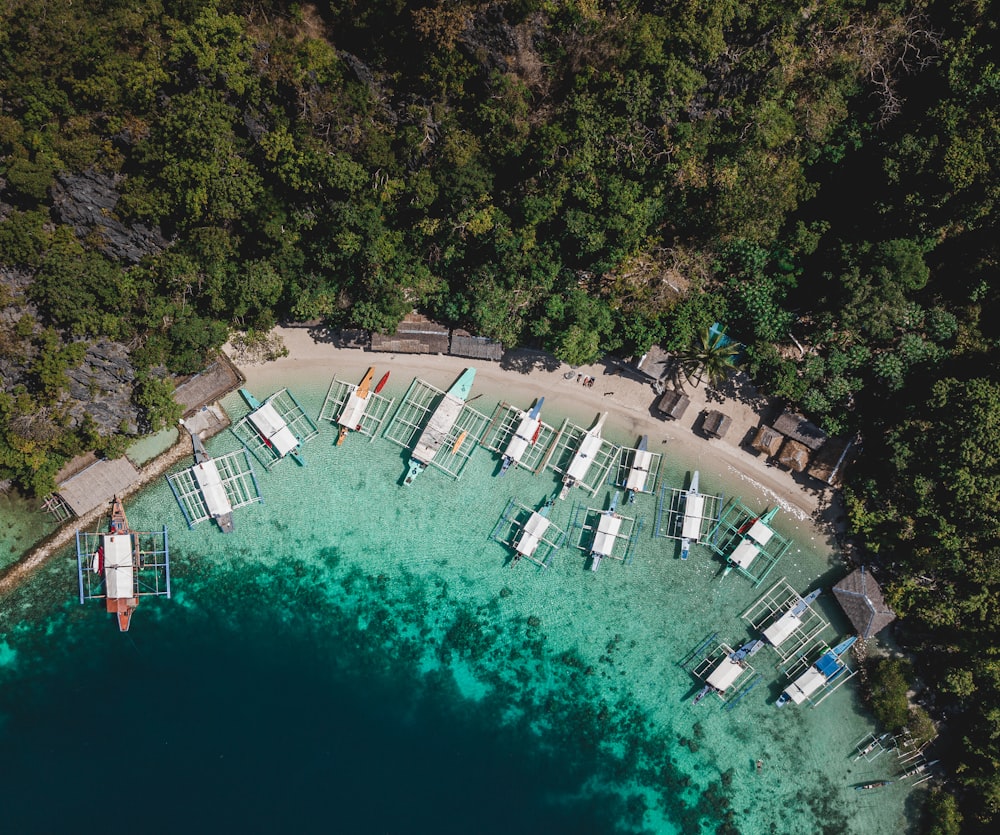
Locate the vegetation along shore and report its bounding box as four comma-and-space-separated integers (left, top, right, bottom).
1, 2, 996, 831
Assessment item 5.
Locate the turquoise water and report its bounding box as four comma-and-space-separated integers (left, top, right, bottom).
0, 373, 916, 833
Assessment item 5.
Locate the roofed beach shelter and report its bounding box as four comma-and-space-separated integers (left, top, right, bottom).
776, 438, 811, 472
656, 389, 690, 421
833, 567, 896, 638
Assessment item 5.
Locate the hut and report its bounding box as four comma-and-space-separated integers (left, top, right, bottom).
450, 329, 503, 362
833, 567, 896, 638
635, 345, 672, 382
370, 312, 450, 354
751, 426, 783, 457
57, 457, 141, 518
773, 410, 827, 451
656, 389, 690, 421
702, 410, 732, 439
776, 438, 811, 472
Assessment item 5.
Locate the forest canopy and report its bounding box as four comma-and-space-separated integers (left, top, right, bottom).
2, 1, 1000, 830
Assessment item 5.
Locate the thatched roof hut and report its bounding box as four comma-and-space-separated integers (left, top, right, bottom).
57, 457, 140, 517
370, 312, 449, 354
773, 410, 827, 451
656, 389, 690, 420
833, 567, 896, 638
751, 425, 784, 457
636, 345, 672, 381
449, 329, 503, 361
702, 410, 732, 439
776, 438, 811, 472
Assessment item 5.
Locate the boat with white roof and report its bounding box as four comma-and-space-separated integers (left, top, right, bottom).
499, 397, 544, 476
405, 368, 476, 485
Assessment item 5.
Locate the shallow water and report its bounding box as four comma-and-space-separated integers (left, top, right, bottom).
0, 375, 916, 833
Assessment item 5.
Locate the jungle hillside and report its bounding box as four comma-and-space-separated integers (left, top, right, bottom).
1, 2, 998, 831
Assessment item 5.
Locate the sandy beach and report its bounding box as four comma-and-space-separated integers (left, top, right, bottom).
231, 326, 845, 536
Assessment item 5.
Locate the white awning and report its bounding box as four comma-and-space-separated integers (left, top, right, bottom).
682, 494, 705, 540
626, 449, 653, 491
249, 402, 299, 456
746, 519, 774, 546
591, 513, 623, 557
192, 459, 233, 518
566, 430, 603, 481
516, 512, 551, 558
338, 391, 368, 429
503, 413, 539, 465
102, 533, 134, 599
785, 666, 827, 704
763, 609, 802, 646
730, 538, 759, 569
706, 657, 743, 692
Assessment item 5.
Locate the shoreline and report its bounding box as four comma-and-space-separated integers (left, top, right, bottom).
2, 327, 846, 595
233, 327, 844, 533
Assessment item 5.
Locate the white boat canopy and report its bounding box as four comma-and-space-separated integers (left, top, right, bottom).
338, 390, 369, 429
192, 460, 233, 518
249, 402, 299, 456
783, 666, 828, 704
103, 532, 134, 599
746, 519, 775, 546
706, 657, 744, 692
503, 411, 542, 465
763, 608, 803, 646
625, 449, 654, 491
682, 494, 706, 540
730, 538, 760, 569
566, 430, 604, 482
516, 512, 552, 558
591, 513, 624, 557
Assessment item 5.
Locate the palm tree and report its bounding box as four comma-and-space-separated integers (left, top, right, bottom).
678, 327, 741, 388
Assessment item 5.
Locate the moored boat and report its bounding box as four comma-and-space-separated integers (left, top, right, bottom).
103, 497, 140, 631
405, 368, 476, 485
679, 471, 701, 560
589, 491, 622, 572
625, 435, 651, 503
240, 388, 305, 465
776, 635, 857, 706
855, 780, 892, 791
336, 367, 376, 446
559, 412, 608, 498
499, 397, 544, 477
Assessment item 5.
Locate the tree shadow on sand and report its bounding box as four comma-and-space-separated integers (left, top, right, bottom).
500, 348, 563, 375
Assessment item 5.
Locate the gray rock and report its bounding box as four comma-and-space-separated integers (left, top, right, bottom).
51, 170, 169, 263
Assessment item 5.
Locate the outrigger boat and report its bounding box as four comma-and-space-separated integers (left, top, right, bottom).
855, 780, 892, 791
559, 412, 608, 499
855, 732, 893, 760
102, 498, 138, 631
405, 368, 476, 485
679, 471, 702, 560
499, 397, 544, 476
240, 388, 305, 465
625, 435, 651, 503
511, 495, 556, 567
190, 431, 235, 533
336, 367, 385, 445
693, 638, 764, 704
589, 491, 622, 572
776, 635, 857, 707
762, 587, 822, 646
723, 506, 779, 577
